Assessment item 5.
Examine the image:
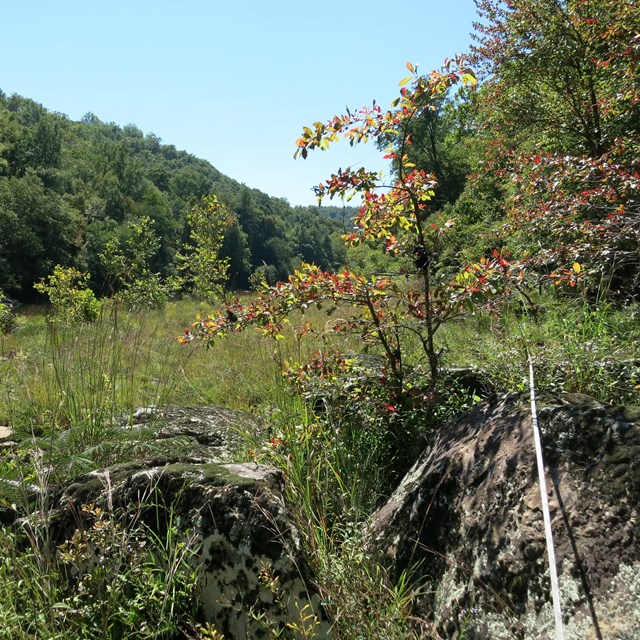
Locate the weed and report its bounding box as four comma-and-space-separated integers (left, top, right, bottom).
0, 466, 200, 640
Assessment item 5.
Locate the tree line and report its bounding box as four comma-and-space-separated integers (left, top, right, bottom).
2, 0, 638, 305
0, 93, 356, 300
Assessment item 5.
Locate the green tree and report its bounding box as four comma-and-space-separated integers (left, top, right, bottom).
99, 216, 171, 309
34, 265, 100, 324
0, 174, 79, 294
471, 0, 640, 158
178, 195, 234, 303
0, 86, 358, 299
234, 186, 295, 279
130, 186, 178, 275
380, 93, 473, 211
221, 220, 252, 290
26, 113, 62, 170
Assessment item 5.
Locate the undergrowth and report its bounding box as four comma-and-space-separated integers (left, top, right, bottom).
0, 295, 637, 638
0, 468, 199, 639
439, 297, 640, 405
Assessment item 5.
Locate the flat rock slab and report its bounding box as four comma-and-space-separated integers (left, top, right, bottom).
129, 404, 264, 456
0, 425, 14, 440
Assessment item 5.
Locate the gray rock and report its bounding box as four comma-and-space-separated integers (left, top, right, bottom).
48, 406, 327, 639
367, 392, 640, 639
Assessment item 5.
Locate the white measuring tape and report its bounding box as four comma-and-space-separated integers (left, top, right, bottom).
528, 354, 565, 640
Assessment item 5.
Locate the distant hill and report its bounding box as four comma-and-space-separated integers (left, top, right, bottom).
0, 90, 348, 297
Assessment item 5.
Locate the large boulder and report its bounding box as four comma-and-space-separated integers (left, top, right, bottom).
367, 392, 640, 639
48, 406, 327, 639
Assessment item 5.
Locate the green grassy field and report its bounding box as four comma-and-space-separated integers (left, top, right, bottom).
0, 296, 637, 638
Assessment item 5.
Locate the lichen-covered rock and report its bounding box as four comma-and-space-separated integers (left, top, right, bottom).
367, 392, 640, 639
51, 406, 327, 639
128, 404, 264, 460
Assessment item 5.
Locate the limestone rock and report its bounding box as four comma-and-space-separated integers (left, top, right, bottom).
127, 404, 263, 461
367, 392, 640, 639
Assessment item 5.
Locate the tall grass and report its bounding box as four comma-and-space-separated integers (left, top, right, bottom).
0, 294, 637, 638
3, 303, 177, 430
0, 465, 200, 639
249, 395, 428, 639
438, 297, 640, 405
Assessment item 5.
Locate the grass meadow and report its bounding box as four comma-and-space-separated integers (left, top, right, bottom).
0, 295, 637, 638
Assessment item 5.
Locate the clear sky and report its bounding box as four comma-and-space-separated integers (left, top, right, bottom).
1, 0, 479, 207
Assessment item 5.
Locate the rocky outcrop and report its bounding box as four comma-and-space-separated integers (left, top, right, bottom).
49, 406, 327, 639
367, 392, 640, 639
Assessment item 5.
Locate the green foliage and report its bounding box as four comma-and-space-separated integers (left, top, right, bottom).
178, 194, 233, 303
3, 303, 188, 442
245, 563, 321, 639
33, 265, 100, 324
246, 398, 429, 639
452, 0, 640, 298
0, 294, 17, 334
0, 173, 79, 293
437, 297, 640, 406
0, 499, 198, 639
99, 216, 174, 310
0, 92, 351, 300
249, 264, 278, 291
221, 218, 252, 290
281, 352, 481, 491
55, 503, 198, 639
118, 273, 173, 311
379, 93, 473, 211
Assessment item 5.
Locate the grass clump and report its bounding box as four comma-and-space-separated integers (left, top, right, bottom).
0, 480, 199, 639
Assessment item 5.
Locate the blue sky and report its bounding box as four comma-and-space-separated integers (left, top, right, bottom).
1, 0, 478, 206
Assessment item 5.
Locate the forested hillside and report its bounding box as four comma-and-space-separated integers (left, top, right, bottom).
0, 93, 356, 299
3, 0, 636, 306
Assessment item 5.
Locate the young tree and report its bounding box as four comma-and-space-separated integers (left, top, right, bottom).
99, 216, 172, 309
188, 58, 515, 399
34, 265, 100, 324
178, 194, 235, 303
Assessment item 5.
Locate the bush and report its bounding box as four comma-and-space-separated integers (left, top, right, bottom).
249, 264, 278, 290
34, 266, 101, 325
117, 273, 171, 311
0, 500, 199, 639
0, 296, 17, 334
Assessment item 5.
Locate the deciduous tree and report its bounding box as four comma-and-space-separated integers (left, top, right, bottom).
178, 195, 234, 303
188, 59, 516, 398
471, 0, 640, 158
